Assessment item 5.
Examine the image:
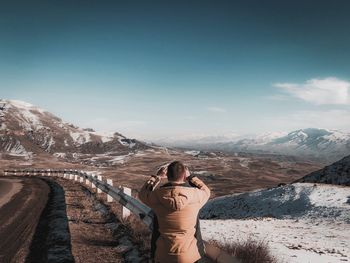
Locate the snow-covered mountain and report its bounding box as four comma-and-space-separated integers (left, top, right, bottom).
228, 128, 350, 160
162, 128, 350, 162
297, 154, 350, 185
0, 99, 148, 162
151, 133, 243, 147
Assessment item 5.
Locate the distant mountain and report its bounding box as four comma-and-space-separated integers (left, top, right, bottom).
228, 128, 350, 161
0, 99, 148, 164
158, 128, 350, 162
151, 133, 243, 147
297, 155, 350, 185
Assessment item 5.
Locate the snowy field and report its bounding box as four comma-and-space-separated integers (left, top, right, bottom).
200, 183, 350, 263
201, 218, 349, 263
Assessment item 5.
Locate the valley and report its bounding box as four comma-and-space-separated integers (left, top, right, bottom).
1, 99, 349, 263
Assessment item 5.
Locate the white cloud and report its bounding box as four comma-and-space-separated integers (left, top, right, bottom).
207, 106, 227, 113
274, 77, 350, 105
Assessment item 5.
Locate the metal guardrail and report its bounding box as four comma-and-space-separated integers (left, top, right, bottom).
3, 169, 153, 227
3, 169, 241, 263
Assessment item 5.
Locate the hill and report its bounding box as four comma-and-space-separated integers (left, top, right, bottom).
200, 183, 350, 222
297, 155, 350, 185
0, 99, 149, 166
200, 183, 350, 262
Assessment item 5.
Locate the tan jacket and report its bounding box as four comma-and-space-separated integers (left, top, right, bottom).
139, 175, 210, 263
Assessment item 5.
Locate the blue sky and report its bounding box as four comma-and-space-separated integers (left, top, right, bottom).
1, 1, 350, 140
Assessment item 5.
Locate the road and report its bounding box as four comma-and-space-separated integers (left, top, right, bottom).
0, 177, 50, 262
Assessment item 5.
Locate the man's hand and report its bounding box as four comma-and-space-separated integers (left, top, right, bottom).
185, 166, 191, 179
156, 166, 168, 179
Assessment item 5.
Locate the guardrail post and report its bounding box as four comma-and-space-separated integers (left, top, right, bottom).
106, 179, 113, 202
97, 175, 102, 193
85, 172, 90, 185
91, 175, 96, 189
69, 169, 74, 180
74, 170, 78, 181
121, 186, 131, 219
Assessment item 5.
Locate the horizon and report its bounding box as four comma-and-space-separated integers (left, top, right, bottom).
3, 97, 350, 144
1, 1, 350, 140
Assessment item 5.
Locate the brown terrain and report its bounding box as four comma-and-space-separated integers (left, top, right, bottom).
0, 147, 323, 196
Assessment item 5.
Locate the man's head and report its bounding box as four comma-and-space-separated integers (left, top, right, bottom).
166, 161, 187, 182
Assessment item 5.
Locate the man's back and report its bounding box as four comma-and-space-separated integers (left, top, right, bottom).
139, 174, 210, 263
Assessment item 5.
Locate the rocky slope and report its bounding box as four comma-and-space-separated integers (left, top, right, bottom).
0, 99, 149, 165
200, 183, 350, 222
297, 155, 350, 185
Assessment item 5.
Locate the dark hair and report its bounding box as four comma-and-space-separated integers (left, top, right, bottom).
167, 161, 186, 181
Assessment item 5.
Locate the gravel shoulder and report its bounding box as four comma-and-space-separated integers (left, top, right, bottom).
53, 177, 144, 263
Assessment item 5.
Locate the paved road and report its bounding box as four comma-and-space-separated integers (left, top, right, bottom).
0, 178, 23, 208
0, 177, 50, 262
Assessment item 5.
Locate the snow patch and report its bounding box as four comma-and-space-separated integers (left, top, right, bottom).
201, 183, 350, 223
193, 170, 210, 175
109, 153, 132, 165
237, 157, 251, 168
11, 104, 43, 131
70, 130, 91, 145
201, 218, 350, 263
54, 152, 67, 158
117, 136, 136, 148
185, 150, 200, 156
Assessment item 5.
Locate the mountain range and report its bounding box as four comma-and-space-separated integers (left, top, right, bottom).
2, 99, 350, 165
155, 128, 350, 163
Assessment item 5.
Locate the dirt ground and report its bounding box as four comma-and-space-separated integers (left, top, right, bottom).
94, 149, 323, 198
52, 177, 146, 263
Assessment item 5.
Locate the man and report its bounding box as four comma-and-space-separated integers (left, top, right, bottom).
139, 161, 211, 263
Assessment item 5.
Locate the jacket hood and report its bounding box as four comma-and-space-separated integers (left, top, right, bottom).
157, 187, 190, 211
